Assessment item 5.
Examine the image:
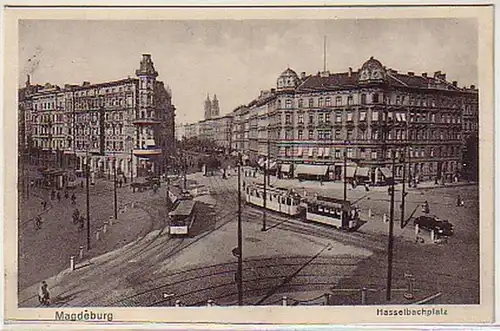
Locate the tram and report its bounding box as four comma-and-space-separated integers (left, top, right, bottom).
168, 199, 197, 235
305, 195, 359, 231
244, 182, 302, 216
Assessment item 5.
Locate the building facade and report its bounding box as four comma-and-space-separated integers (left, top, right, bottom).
19, 54, 176, 178
230, 57, 479, 184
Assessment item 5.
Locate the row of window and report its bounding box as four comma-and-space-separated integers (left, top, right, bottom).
281, 111, 461, 125
277, 93, 465, 109
278, 128, 462, 141
281, 145, 461, 159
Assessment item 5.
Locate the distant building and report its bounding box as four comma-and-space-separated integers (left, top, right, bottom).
204, 94, 220, 120
175, 122, 186, 141
18, 54, 176, 178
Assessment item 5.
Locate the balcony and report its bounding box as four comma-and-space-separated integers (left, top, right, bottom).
133, 148, 162, 157
132, 117, 161, 125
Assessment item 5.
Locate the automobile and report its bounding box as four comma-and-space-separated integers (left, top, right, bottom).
413, 215, 454, 236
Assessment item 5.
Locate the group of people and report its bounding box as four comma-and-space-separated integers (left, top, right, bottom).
50, 189, 76, 204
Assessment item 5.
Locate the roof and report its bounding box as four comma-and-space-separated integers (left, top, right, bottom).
169, 200, 196, 216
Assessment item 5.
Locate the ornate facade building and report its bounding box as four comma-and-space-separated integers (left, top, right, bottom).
230, 56, 479, 184
19, 54, 176, 178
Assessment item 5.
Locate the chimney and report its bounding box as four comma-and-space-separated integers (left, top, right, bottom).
82, 81, 90, 86
433, 71, 442, 78
300, 72, 306, 79
407, 71, 414, 76
440, 73, 446, 80
271, 88, 276, 93
348, 67, 353, 77
452, 81, 458, 87
470, 85, 476, 89
422, 72, 428, 78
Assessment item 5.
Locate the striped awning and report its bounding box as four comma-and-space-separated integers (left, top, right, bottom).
355, 167, 371, 177
343, 166, 356, 178
379, 167, 393, 178
280, 164, 291, 173
295, 164, 329, 176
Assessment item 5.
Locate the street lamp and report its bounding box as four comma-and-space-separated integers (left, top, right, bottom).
400, 145, 408, 228
84, 148, 91, 250
343, 140, 349, 202
237, 152, 243, 305
386, 149, 396, 301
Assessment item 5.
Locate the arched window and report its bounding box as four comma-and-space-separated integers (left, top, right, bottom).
308, 98, 314, 108
318, 97, 324, 107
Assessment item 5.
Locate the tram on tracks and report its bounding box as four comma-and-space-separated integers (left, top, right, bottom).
305, 195, 360, 231
168, 198, 197, 236
244, 182, 303, 216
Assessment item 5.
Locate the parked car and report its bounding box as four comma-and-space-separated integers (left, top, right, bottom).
414, 215, 454, 236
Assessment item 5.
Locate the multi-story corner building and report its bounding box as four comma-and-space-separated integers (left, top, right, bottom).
230, 57, 479, 184
19, 54, 176, 179
184, 122, 200, 140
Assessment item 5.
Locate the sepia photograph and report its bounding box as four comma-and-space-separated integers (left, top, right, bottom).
3, 5, 495, 326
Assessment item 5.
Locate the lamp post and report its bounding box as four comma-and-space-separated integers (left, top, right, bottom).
343, 140, 348, 202
237, 152, 243, 305
386, 149, 396, 301
400, 145, 407, 228
84, 149, 91, 250
113, 161, 118, 220
261, 134, 269, 232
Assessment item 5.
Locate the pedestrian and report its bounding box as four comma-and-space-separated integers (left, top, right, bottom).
56, 192, 61, 202
71, 193, 76, 205
38, 281, 50, 306
35, 216, 43, 230
119, 179, 123, 188
320, 178, 324, 186
80, 181, 84, 188
422, 200, 429, 214
364, 183, 370, 192
64, 191, 69, 199
50, 190, 55, 200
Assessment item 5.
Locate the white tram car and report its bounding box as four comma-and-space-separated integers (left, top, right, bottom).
244, 182, 302, 216
305, 195, 359, 231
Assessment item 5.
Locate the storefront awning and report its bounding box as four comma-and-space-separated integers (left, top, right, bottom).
324, 148, 330, 157
355, 167, 371, 177
295, 164, 329, 176
343, 166, 356, 178
308, 148, 314, 157
379, 167, 393, 178
280, 164, 291, 173
296, 147, 303, 157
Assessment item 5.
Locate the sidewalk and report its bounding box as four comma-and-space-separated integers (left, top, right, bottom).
17, 180, 169, 290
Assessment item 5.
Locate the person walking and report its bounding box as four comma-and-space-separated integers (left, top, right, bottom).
71, 193, 76, 205
56, 192, 61, 202
38, 281, 50, 306
35, 216, 43, 230
422, 200, 430, 214
64, 190, 69, 199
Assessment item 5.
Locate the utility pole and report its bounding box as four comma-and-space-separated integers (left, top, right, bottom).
130, 148, 133, 183
400, 145, 407, 228
114, 165, 118, 219
386, 150, 396, 301
262, 138, 268, 232
85, 150, 91, 250
343, 141, 348, 202
237, 153, 243, 305
183, 151, 187, 190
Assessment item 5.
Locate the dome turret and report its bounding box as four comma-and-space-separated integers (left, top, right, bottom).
277, 68, 300, 91
358, 56, 386, 83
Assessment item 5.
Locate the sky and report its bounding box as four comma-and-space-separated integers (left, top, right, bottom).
19, 18, 478, 124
